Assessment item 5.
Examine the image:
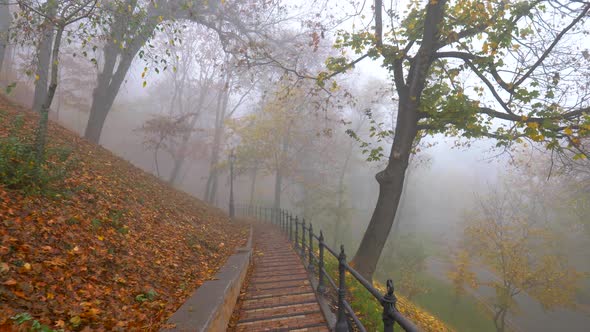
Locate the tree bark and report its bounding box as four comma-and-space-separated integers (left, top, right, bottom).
32, 3, 57, 113
205, 78, 230, 203
168, 88, 208, 185
84, 43, 138, 143
35, 26, 63, 165
248, 166, 258, 207
493, 307, 507, 332
273, 166, 282, 210
0, 1, 10, 72
84, 0, 156, 143
350, 0, 447, 280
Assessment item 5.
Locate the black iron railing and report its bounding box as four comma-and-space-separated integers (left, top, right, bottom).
235, 204, 420, 332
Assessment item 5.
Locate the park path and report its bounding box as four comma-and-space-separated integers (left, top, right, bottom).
230, 224, 329, 332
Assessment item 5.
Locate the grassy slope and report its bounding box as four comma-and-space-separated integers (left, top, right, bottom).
411, 273, 495, 332
321, 253, 452, 331
0, 96, 248, 331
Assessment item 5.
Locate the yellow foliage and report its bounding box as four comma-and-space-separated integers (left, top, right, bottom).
374, 282, 454, 332
462, 214, 582, 315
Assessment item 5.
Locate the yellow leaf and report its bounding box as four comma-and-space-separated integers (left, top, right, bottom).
143, 81, 147, 88
35, 74, 40, 81
564, 127, 573, 135
97, 235, 104, 241
70, 316, 81, 327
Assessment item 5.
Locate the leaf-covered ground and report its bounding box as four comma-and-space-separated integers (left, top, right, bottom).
0, 96, 248, 331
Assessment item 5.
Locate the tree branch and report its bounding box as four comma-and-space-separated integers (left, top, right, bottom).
511, 3, 590, 89
478, 106, 590, 123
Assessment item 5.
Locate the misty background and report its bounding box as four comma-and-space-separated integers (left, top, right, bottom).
1, 0, 589, 331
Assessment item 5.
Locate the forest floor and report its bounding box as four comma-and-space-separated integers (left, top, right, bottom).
0, 95, 248, 331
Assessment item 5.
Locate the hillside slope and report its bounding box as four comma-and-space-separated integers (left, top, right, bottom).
0, 96, 248, 331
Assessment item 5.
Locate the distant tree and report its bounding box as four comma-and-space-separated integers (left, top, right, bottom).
459, 190, 582, 332
322, 0, 590, 280
202, 60, 257, 204
230, 85, 319, 211
154, 25, 227, 185
448, 250, 477, 317
137, 113, 195, 178
229, 90, 297, 210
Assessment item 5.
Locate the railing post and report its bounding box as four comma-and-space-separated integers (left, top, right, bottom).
289, 213, 293, 242
317, 231, 326, 294
295, 216, 299, 250
335, 245, 348, 332
301, 218, 306, 257
308, 223, 314, 272
382, 279, 397, 332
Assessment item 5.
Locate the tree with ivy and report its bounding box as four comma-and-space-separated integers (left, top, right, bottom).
323, 0, 590, 280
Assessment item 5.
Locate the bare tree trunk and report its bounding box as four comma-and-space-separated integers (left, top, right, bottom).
349, 121, 415, 280
273, 167, 282, 210
272, 132, 289, 222
388, 166, 413, 271
84, 43, 136, 143
32, 3, 57, 113
84, 0, 157, 143
0, 1, 10, 72
350, 0, 447, 280
493, 308, 507, 332
154, 142, 162, 177
248, 167, 258, 207
333, 139, 353, 247
168, 88, 208, 185
35, 26, 63, 165
205, 79, 230, 203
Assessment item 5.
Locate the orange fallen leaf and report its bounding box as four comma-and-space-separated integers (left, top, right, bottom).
2, 279, 16, 286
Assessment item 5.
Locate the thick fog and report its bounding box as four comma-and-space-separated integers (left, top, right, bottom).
1, 0, 589, 331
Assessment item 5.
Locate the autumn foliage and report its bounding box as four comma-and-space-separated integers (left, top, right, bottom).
0, 96, 248, 331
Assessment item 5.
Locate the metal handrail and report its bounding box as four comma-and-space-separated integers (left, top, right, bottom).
344, 299, 368, 332
237, 205, 421, 332
322, 266, 338, 291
